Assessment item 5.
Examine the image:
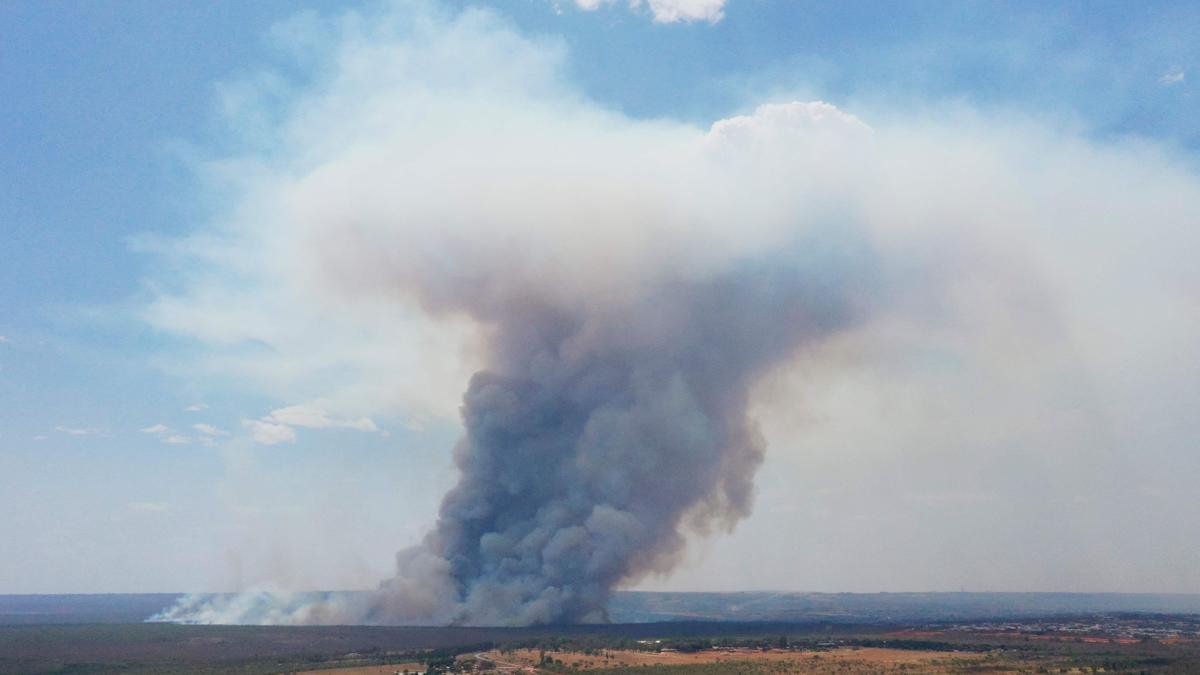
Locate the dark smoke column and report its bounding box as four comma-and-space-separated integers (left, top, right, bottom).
370, 254, 872, 626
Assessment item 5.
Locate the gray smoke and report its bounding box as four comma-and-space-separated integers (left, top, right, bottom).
358, 246, 875, 625
152, 235, 877, 627
146, 3, 886, 627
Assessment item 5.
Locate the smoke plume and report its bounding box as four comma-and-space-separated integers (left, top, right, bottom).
145, 2, 886, 626
156, 239, 876, 626
147, 1, 1200, 624
362, 245, 874, 625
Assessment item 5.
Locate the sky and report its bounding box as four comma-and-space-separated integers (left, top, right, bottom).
1, 0, 1199, 597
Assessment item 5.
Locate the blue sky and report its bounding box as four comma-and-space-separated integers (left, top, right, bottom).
2, 0, 1199, 595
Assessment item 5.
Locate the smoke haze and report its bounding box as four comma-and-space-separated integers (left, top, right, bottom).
146, 2, 1200, 624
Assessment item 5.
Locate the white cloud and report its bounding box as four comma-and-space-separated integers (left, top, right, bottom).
32, 435, 48, 441
707, 101, 872, 142
573, 0, 726, 23
0, 335, 11, 344
143, 422, 217, 445
238, 403, 379, 445
638, 0, 726, 23
192, 423, 229, 436
1160, 67, 1185, 85
265, 404, 378, 432
184, 403, 209, 412
55, 426, 103, 437
243, 419, 297, 445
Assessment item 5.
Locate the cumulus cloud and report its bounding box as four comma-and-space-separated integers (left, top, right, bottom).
572, 0, 726, 23
638, 0, 726, 23
143, 422, 230, 445
55, 426, 103, 437
192, 423, 229, 436
239, 404, 380, 445
147, 1, 1200, 623
243, 419, 298, 445
1160, 67, 1186, 85
265, 404, 378, 432
0, 335, 11, 344
184, 404, 209, 412
707, 101, 872, 144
